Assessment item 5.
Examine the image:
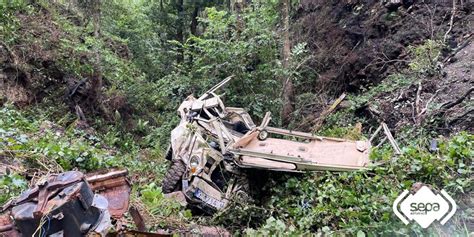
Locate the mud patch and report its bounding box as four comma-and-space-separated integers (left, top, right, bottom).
0, 76, 31, 106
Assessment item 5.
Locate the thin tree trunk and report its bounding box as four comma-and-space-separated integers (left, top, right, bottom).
188, 3, 199, 65
235, 0, 245, 35
92, 0, 102, 102
280, 0, 293, 125
176, 0, 184, 63
190, 5, 199, 36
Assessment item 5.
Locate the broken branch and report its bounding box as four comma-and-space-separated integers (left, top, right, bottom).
312, 93, 346, 132
440, 87, 473, 110
443, 0, 457, 43
415, 82, 422, 117
418, 87, 442, 117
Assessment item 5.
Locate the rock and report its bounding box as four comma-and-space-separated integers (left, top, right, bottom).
39, 121, 65, 137
384, 0, 402, 11
164, 191, 188, 207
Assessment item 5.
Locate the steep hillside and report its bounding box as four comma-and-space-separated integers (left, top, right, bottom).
290, 0, 473, 135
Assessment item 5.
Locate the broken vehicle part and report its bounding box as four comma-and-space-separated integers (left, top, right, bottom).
8, 171, 108, 236
163, 77, 373, 213
0, 169, 131, 236
0, 169, 234, 236
86, 169, 131, 219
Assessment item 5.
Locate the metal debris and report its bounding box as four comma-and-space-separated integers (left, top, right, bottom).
0, 169, 228, 236
86, 169, 131, 219
0, 213, 20, 236
2, 171, 110, 236
0, 170, 132, 236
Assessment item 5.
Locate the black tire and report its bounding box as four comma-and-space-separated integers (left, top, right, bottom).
162, 160, 186, 194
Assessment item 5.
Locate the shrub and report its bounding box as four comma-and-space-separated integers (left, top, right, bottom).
408, 40, 443, 75
0, 173, 27, 205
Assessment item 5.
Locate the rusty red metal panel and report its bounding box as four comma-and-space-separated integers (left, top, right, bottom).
86, 169, 131, 219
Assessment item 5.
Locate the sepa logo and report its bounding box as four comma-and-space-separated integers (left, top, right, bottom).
393, 185, 457, 228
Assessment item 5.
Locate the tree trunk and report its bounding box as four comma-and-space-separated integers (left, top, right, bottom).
188, 3, 199, 65
234, 0, 245, 35
227, 0, 231, 11
176, 0, 184, 63
92, 0, 102, 103
190, 5, 199, 36
280, 0, 293, 125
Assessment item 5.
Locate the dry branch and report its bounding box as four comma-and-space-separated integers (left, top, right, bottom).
440, 87, 473, 110
415, 82, 422, 116
418, 87, 442, 118
312, 93, 346, 132
444, 0, 457, 43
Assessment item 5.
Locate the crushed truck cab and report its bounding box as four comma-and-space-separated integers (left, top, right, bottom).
163, 76, 372, 213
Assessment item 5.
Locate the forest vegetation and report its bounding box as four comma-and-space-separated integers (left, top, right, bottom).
0, 0, 472, 235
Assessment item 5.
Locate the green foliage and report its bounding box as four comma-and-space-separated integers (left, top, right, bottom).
140, 183, 192, 226
0, 173, 28, 205
162, 4, 282, 122
319, 126, 362, 140
348, 73, 416, 111
0, 106, 115, 171
245, 217, 305, 236
0, 0, 32, 42
408, 40, 443, 75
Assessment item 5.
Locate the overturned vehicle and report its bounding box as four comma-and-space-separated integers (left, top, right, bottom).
162, 77, 372, 212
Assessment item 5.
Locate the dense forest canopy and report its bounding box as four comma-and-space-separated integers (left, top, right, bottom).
0, 0, 472, 235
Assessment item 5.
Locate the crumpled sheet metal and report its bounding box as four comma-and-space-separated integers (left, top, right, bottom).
86, 169, 131, 219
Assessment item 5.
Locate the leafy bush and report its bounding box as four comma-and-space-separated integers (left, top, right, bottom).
0, 173, 27, 205
0, 106, 115, 171
140, 183, 192, 227
408, 40, 443, 75
158, 5, 283, 123
245, 217, 304, 236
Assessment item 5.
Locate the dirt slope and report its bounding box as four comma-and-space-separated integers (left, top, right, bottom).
372, 39, 473, 134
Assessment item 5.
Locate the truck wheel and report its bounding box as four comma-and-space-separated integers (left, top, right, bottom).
232, 175, 252, 203
162, 160, 186, 194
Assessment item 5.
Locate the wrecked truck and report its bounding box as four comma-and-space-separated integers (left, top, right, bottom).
162, 76, 372, 212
